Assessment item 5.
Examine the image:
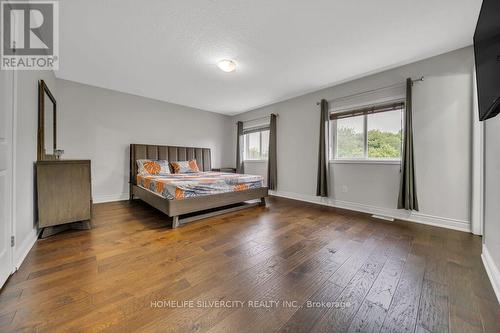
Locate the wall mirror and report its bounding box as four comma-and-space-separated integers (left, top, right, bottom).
38, 80, 57, 160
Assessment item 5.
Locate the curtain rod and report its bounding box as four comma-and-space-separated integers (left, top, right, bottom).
237, 113, 279, 124
316, 76, 424, 106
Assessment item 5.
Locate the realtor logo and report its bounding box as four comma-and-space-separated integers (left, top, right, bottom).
1, 1, 59, 70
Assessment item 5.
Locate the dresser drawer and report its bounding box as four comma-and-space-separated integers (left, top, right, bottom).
36, 160, 92, 228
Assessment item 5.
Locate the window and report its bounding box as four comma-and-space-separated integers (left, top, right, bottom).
244, 127, 269, 160
330, 101, 403, 161
336, 115, 365, 159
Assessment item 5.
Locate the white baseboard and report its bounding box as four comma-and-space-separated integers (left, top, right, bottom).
93, 193, 129, 204
269, 190, 471, 233
14, 228, 40, 271
482, 244, 500, 304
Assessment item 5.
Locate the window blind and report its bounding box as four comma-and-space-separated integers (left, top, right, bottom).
330, 101, 405, 120
243, 125, 270, 134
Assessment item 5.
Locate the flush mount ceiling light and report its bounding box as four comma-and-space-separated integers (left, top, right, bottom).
217, 59, 237, 72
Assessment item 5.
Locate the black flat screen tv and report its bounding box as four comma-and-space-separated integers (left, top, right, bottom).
474, 0, 500, 121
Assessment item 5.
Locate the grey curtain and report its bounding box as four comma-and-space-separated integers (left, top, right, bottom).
316, 99, 329, 197
267, 114, 277, 190
236, 121, 244, 174
398, 78, 419, 210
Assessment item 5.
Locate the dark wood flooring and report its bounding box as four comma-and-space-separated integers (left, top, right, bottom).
0, 197, 499, 332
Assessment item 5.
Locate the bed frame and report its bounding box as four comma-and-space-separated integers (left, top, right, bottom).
129, 144, 268, 228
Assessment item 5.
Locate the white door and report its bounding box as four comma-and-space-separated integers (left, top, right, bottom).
0, 67, 14, 288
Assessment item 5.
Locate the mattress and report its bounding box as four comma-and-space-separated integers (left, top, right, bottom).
136, 171, 264, 200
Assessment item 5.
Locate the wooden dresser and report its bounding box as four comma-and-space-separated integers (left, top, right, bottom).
36, 160, 92, 238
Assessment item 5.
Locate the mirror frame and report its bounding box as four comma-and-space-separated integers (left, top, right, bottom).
37, 80, 57, 161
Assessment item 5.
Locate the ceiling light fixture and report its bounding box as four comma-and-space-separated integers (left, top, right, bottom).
217, 59, 236, 72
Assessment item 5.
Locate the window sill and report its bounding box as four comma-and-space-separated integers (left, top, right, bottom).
330, 159, 401, 165
244, 160, 268, 163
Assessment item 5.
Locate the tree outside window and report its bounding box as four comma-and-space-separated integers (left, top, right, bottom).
333, 107, 403, 160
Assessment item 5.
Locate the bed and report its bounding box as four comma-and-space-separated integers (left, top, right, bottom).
129, 144, 268, 228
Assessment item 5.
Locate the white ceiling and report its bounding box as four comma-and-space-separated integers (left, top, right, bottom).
57, 0, 482, 115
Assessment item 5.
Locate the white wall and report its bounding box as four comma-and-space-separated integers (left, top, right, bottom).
483, 117, 500, 301
230, 47, 474, 231
56, 79, 233, 203
14, 70, 57, 268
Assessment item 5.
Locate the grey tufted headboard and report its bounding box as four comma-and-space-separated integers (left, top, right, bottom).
129, 144, 211, 186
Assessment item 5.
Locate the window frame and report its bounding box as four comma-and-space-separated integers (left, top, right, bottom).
329, 100, 405, 163
243, 126, 270, 161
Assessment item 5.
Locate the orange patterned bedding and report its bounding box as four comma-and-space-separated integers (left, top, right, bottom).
136, 172, 264, 200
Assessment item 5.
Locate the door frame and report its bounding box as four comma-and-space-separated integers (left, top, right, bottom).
0, 69, 15, 288
1, 3, 18, 287
472, 66, 484, 236
11, 69, 17, 271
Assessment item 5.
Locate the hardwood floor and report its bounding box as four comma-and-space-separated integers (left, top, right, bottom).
0, 197, 498, 332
